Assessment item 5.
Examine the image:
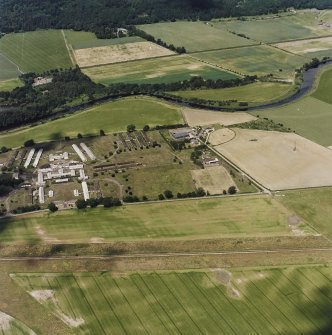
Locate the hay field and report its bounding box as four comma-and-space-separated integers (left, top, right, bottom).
0, 97, 183, 148
74, 41, 175, 68
191, 166, 235, 195
83, 55, 236, 85
0, 311, 37, 334
223, 12, 330, 43
63, 30, 143, 49
193, 46, 306, 79
12, 266, 332, 334
214, 128, 332, 190
0, 30, 73, 73
0, 53, 21, 81
138, 21, 254, 52
173, 82, 295, 104
254, 97, 332, 146
312, 66, 332, 105
275, 36, 332, 55
0, 195, 299, 243
0, 78, 22, 91
209, 128, 236, 145
183, 108, 256, 127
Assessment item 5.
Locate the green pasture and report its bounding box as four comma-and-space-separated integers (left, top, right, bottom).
171, 82, 295, 104
138, 21, 254, 52
0, 53, 21, 81
0, 30, 73, 73
312, 66, 332, 105
0, 97, 183, 148
0, 195, 298, 243
63, 30, 143, 49
254, 97, 332, 146
193, 45, 306, 79
83, 55, 237, 85
0, 311, 37, 334
282, 187, 332, 240
13, 266, 332, 334
223, 12, 330, 43
0, 78, 22, 91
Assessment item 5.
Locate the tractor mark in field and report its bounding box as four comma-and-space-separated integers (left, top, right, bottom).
61, 30, 76, 66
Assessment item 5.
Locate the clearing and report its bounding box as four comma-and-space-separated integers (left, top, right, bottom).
74, 42, 175, 68
191, 166, 235, 195
137, 21, 254, 53
182, 107, 256, 127
0, 97, 184, 148
214, 128, 332, 190
83, 54, 237, 85
11, 266, 332, 334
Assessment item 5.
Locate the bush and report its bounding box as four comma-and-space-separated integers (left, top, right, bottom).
24, 139, 35, 147
164, 190, 173, 199
76, 199, 87, 209
228, 186, 237, 195
48, 202, 58, 212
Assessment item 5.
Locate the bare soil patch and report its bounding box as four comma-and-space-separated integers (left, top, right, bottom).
214, 129, 332, 190
74, 42, 175, 68
182, 108, 256, 127
275, 36, 332, 54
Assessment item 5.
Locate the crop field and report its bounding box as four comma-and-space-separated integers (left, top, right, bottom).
275, 36, 332, 55
191, 166, 235, 195
281, 187, 332, 239
173, 82, 295, 104
74, 41, 175, 68
182, 108, 256, 127
0, 78, 22, 91
192, 46, 306, 79
0, 195, 304, 243
138, 21, 254, 53
0, 97, 184, 148
11, 266, 332, 334
312, 66, 332, 105
83, 55, 237, 85
0, 30, 73, 73
0, 53, 21, 81
209, 128, 236, 145
214, 128, 332, 190
223, 12, 330, 43
255, 96, 332, 146
0, 311, 36, 334
63, 30, 144, 49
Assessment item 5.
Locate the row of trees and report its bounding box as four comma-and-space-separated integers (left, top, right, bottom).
0, 0, 330, 36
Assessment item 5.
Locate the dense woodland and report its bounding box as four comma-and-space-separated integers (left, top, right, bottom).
0, 0, 331, 37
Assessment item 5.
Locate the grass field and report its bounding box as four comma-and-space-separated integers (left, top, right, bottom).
254, 97, 332, 146
138, 21, 254, 53
312, 66, 332, 105
223, 12, 330, 43
0, 78, 22, 91
74, 41, 175, 68
214, 128, 332, 190
0, 195, 303, 243
192, 45, 306, 79
0, 97, 184, 148
172, 82, 295, 104
282, 187, 332, 240
83, 55, 237, 85
63, 30, 143, 49
0, 53, 21, 81
11, 266, 332, 334
0, 311, 37, 334
0, 30, 73, 73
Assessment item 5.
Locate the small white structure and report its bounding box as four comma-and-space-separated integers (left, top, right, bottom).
39, 186, 45, 204
55, 178, 69, 183
79, 169, 88, 181
49, 152, 69, 162
24, 148, 35, 168
72, 144, 87, 162
48, 190, 54, 198
74, 189, 79, 197
80, 143, 96, 160
32, 148, 43, 168
81, 181, 90, 200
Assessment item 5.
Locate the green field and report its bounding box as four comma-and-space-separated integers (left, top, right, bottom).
0, 78, 22, 91
63, 30, 143, 49
0, 97, 183, 148
83, 55, 237, 85
0, 30, 73, 73
138, 21, 254, 52
254, 97, 332, 146
0, 195, 301, 243
193, 45, 307, 79
12, 266, 332, 334
171, 82, 295, 104
0, 311, 37, 334
0, 53, 21, 80
282, 187, 332, 240
312, 66, 332, 105
223, 12, 330, 43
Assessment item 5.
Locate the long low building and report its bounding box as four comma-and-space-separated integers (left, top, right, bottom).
81, 181, 90, 201
39, 186, 45, 204
24, 148, 35, 168
32, 148, 43, 168
72, 144, 87, 162
80, 143, 96, 160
